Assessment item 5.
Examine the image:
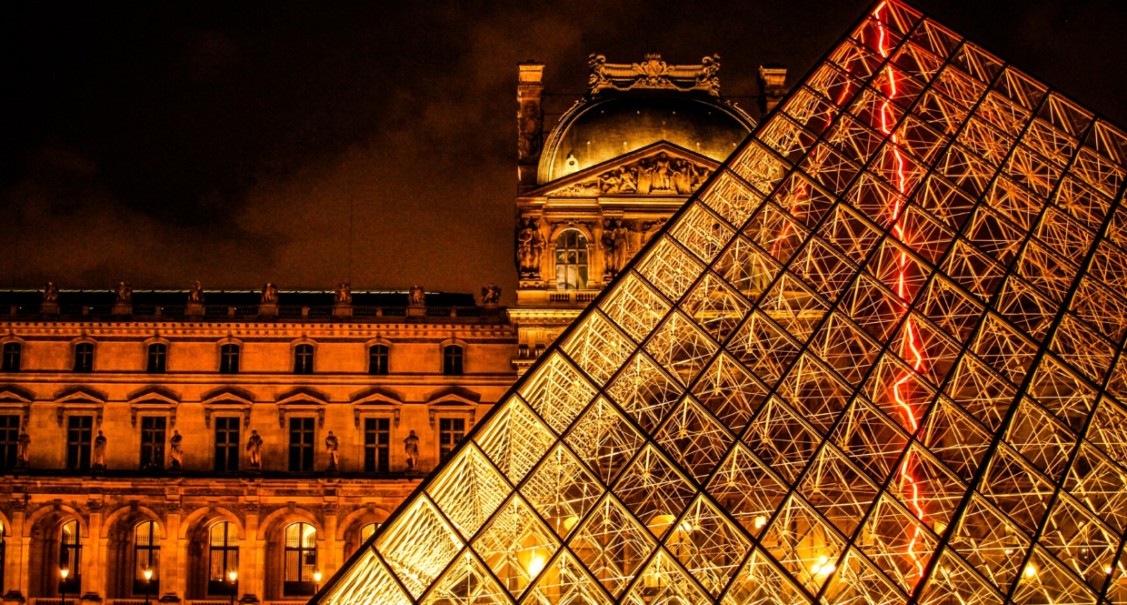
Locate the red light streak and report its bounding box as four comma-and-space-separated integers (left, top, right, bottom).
875, 2, 927, 583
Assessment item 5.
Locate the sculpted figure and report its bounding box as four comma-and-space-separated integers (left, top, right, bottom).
334, 282, 352, 305
403, 430, 420, 470
481, 283, 501, 305
187, 281, 205, 304
697, 55, 721, 93
247, 430, 264, 468
93, 431, 107, 469
619, 167, 637, 193
613, 223, 629, 273
408, 285, 425, 306
325, 431, 339, 471
43, 282, 59, 303
653, 153, 673, 192
601, 226, 617, 276
261, 283, 279, 304
517, 223, 535, 273
169, 430, 183, 469
114, 281, 132, 304
518, 102, 542, 160
17, 430, 30, 468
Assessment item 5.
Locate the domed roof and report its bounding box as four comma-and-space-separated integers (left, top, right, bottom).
538, 93, 754, 185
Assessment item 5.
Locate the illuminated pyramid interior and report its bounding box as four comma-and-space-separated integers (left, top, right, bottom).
319, 1, 1127, 603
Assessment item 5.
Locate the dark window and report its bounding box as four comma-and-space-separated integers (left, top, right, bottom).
74, 343, 94, 373
282, 522, 316, 597
59, 520, 82, 594
368, 345, 389, 375
66, 416, 93, 471
0, 416, 18, 471
555, 229, 589, 290
133, 521, 160, 595
207, 522, 239, 596
443, 345, 463, 376
288, 418, 315, 472
140, 417, 167, 469
146, 344, 167, 374
364, 418, 390, 473
220, 344, 240, 374
1, 343, 20, 372
439, 418, 465, 462
294, 344, 314, 374
214, 417, 240, 472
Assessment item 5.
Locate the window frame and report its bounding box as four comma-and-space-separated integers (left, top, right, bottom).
282, 522, 317, 597
59, 519, 82, 594
363, 417, 391, 473
0, 415, 19, 471
1, 342, 20, 373
288, 417, 315, 472
368, 344, 389, 376
73, 342, 95, 373
442, 345, 464, 376
293, 344, 315, 375
146, 343, 167, 374
219, 343, 241, 374
554, 228, 589, 291
438, 417, 466, 462
207, 521, 239, 596
65, 415, 94, 471
214, 416, 240, 472
139, 416, 167, 469
132, 521, 160, 595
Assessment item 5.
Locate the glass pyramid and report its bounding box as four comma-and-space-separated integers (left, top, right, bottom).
318, 1, 1127, 603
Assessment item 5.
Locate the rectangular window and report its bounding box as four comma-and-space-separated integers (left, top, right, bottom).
443, 345, 463, 376
439, 418, 465, 462
146, 343, 167, 373
74, 343, 94, 373
66, 415, 93, 471
294, 344, 314, 374
214, 417, 240, 472
0, 415, 19, 470
364, 418, 390, 473
288, 417, 315, 472
220, 344, 240, 374
1, 342, 20, 372
369, 345, 389, 375
140, 416, 167, 469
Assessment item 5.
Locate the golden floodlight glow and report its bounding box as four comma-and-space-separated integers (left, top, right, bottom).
318, 1, 1127, 604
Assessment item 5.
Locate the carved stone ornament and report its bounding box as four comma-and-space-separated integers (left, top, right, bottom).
589, 52, 722, 96
552, 152, 712, 197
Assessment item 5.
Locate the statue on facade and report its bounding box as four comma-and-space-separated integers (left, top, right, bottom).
93, 431, 107, 469
325, 431, 339, 471
403, 430, 420, 470
187, 281, 205, 304
43, 282, 59, 303
247, 430, 264, 468
481, 283, 501, 305
114, 282, 133, 304
334, 283, 352, 305
260, 283, 279, 305
517, 102, 543, 161
16, 430, 30, 468
169, 430, 183, 469
613, 221, 629, 273
408, 285, 425, 306
517, 219, 543, 276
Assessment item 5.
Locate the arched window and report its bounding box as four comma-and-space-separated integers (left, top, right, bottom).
368, 344, 389, 375
282, 522, 317, 597
133, 521, 160, 595
59, 520, 82, 594
442, 345, 463, 376
555, 230, 588, 290
208, 522, 238, 596
74, 343, 94, 373
146, 344, 167, 374
360, 523, 379, 544
294, 344, 314, 374
1, 342, 20, 372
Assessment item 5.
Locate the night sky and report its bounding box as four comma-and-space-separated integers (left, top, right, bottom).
2, 1, 1125, 304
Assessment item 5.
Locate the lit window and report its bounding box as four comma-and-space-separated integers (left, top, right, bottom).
282, 522, 317, 597
220, 344, 240, 374
360, 523, 379, 544
368, 345, 389, 375
439, 417, 465, 461
294, 344, 314, 374
133, 521, 160, 595
1, 343, 20, 372
443, 345, 463, 376
146, 343, 167, 374
208, 522, 238, 596
555, 229, 588, 290
74, 343, 94, 373
59, 520, 82, 594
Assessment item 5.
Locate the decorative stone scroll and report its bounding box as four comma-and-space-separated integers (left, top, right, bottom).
589, 52, 722, 96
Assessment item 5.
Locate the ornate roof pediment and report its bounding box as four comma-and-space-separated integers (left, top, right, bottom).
533, 142, 719, 199
588, 52, 721, 96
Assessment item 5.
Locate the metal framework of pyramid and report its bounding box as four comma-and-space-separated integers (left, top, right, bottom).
317, 1, 1127, 603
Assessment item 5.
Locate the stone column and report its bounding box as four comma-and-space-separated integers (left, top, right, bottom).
4, 507, 27, 602
517, 61, 545, 192
243, 506, 261, 603
163, 507, 182, 601
83, 506, 104, 601
322, 505, 339, 579
757, 65, 789, 115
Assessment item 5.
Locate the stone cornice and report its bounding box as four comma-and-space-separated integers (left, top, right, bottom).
0, 320, 516, 340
